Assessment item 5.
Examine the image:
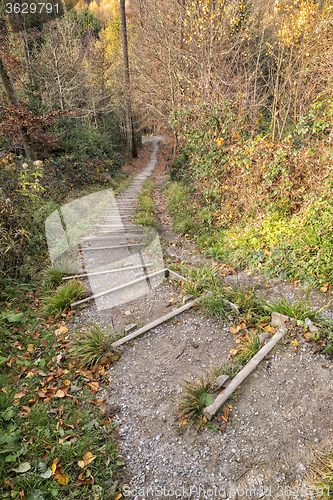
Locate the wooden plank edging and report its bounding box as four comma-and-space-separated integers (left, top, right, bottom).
111, 295, 204, 348
203, 324, 288, 421
71, 268, 170, 308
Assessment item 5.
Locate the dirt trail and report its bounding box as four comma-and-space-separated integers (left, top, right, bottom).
80, 139, 332, 500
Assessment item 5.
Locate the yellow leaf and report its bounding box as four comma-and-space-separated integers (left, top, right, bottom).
291, 339, 299, 347
63, 379, 71, 386
55, 326, 68, 335
58, 474, 70, 486
124, 310, 131, 315
1, 387, 8, 393
235, 339, 241, 344
115, 494, 122, 500
51, 464, 57, 475
83, 452, 97, 466
264, 325, 274, 333
78, 460, 85, 468
55, 390, 65, 398
320, 287, 328, 293
27, 344, 34, 352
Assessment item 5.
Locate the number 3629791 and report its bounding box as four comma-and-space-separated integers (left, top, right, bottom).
5, 3, 59, 14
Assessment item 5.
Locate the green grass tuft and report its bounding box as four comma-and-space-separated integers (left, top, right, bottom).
43, 280, 85, 318
69, 324, 119, 367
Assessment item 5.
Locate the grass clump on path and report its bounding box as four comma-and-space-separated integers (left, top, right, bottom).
69, 324, 120, 367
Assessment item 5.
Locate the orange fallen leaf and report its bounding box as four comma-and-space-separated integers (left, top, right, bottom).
229, 326, 240, 334
221, 406, 229, 422
58, 404, 64, 418
88, 381, 99, 392
320, 286, 328, 293
87, 399, 105, 406
264, 325, 274, 333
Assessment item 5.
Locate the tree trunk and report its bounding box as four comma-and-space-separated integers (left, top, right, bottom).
0, 53, 37, 160
120, 0, 137, 158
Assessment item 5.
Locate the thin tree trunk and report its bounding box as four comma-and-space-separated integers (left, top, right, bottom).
120, 0, 137, 158
0, 53, 36, 160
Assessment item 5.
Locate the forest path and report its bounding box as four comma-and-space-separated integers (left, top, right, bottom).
79, 140, 332, 500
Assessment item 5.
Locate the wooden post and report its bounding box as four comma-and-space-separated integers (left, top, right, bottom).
203, 325, 288, 421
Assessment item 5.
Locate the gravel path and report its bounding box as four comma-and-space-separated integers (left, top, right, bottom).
82, 138, 332, 500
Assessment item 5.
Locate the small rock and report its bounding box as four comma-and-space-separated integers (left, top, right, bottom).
216, 375, 230, 388
125, 323, 137, 334
183, 294, 194, 304
259, 332, 271, 343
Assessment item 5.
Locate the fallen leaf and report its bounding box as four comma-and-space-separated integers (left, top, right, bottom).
87, 399, 105, 406
51, 458, 59, 475
76, 467, 94, 486
115, 494, 122, 500
55, 390, 65, 398
55, 326, 68, 335
40, 468, 52, 479
320, 286, 328, 293
82, 452, 97, 466
229, 326, 240, 334
58, 404, 64, 418
59, 435, 73, 444
14, 391, 26, 399
88, 381, 99, 392
221, 406, 229, 422
58, 474, 70, 486
264, 325, 274, 333
124, 310, 131, 315
12, 462, 31, 473
5, 480, 14, 489
291, 339, 299, 347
